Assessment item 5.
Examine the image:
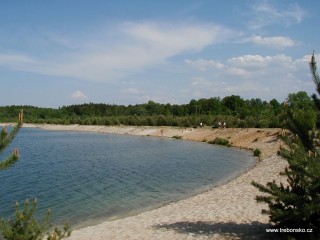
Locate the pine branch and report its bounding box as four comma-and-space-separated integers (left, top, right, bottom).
285, 110, 314, 151
0, 198, 71, 240
311, 93, 320, 112
0, 149, 20, 170
0, 122, 22, 153
0, 120, 22, 170
310, 51, 320, 95
251, 181, 276, 195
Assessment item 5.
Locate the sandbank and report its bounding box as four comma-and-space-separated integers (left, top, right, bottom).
21, 124, 287, 239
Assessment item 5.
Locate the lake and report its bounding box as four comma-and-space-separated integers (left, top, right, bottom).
0, 127, 255, 228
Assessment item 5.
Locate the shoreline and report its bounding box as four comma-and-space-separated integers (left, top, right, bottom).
22, 123, 280, 159
3, 123, 287, 239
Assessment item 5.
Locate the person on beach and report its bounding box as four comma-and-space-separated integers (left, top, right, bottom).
218, 121, 222, 129
223, 122, 227, 128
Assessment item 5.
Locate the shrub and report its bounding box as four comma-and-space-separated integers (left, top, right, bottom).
208, 138, 231, 146
253, 148, 261, 157
172, 135, 182, 140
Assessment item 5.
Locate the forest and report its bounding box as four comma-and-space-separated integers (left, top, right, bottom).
0, 91, 317, 129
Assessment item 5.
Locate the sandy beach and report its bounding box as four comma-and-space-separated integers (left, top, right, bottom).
21, 124, 287, 239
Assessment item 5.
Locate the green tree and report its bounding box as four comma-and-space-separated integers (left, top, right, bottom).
222, 95, 245, 113
286, 91, 317, 131
287, 91, 314, 110
188, 99, 198, 115
252, 53, 320, 239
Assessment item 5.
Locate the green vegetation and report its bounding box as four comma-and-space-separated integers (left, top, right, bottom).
172, 135, 182, 140
208, 138, 231, 147
0, 199, 71, 240
0, 115, 71, 239
252, 53, 320, 239
1, 93, 315, 128
253, 148, 261, 158
0, 112, 22, 169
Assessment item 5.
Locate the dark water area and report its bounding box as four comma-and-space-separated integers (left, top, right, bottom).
0, 127, 255, 228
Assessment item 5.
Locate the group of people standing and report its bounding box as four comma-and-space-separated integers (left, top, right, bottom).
218, 121, 227, 129
199, 121, 227, 128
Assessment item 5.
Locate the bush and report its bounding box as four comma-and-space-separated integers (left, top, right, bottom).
172, 135, 182, 140
253, 148, 261, 157
208, 138, 231, 146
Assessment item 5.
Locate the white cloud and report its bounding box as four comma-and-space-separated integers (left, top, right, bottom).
251, 36, 295, 49
226, 67, 249, 77
185, 59, 224, 71
121, 88, 142, 95
0, 54, 35, 64
70, 90, 88, 100
227, 54, 293, 69
186, 54, 314, 77
191, 77, 214, 86
0, 21, 235, 82
0, 53, 40, 72
185, 58, 249, 76
248, 1, 305, 29
183, 54, 317, 101
124, 22, 229, 56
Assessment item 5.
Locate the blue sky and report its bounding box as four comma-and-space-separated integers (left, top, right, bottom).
0, 0, 319, 107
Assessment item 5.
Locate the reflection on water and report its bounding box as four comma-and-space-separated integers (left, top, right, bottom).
0, 127, 255, 227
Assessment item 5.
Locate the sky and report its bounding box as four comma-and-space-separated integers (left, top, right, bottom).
0, 0, 320, 108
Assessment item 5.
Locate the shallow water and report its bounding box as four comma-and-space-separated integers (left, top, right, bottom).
0, 127, 255, 227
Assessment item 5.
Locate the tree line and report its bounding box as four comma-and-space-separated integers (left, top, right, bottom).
0, 92, 317, 129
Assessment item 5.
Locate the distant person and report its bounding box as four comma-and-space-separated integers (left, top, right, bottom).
218, 121, 222, 129
200, 122, 203, 128
160, 129, 164, 136
223, 122, 226, 128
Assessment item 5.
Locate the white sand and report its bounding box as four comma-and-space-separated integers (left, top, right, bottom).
21, 124, 287, 239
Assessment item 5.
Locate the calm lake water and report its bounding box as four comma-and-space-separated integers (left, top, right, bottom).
0, 127, 255, 228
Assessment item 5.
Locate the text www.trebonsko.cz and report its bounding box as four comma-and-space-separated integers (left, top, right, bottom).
266, 228, 313, 233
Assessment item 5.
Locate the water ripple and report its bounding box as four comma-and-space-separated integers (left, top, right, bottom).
0, 128, 255, 227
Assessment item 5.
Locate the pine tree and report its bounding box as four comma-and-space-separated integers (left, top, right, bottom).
252, 53, 320, 239
310, 51, 320, 111
0, 111, 23, 169
0, 112, 71, 240
0, 198, 71, 240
